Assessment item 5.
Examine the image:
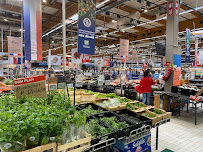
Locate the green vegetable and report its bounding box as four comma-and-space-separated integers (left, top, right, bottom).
76, 105, 103, 117
133, 102, 145, 108
118, 97, 130, 103
3, 79, 13, 85
95, 93, 106, 99
105, 93, 117, 98
142, 113, 155, 118
101, 116, 129, 130
82, 90, 94, 95
126, 103, 137, 110
153, 109, 164, 115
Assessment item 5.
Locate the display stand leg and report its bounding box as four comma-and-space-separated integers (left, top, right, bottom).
195, 103, 197, 125
187, 100, 189, 112
156, 126, 159, 150
74, 82, 75, 105
121, 85, 122, 97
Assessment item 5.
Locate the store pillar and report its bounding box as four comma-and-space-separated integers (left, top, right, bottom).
164, 0, 182, 92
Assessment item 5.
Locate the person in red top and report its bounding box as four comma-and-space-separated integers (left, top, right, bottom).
140, 69, 156, 105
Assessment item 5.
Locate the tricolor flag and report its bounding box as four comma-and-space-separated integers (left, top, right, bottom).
23, 0, 42, 61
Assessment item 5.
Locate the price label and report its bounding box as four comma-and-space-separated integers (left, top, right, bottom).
98, 80, 103, 86
76, 81, 83, 87
58, 82, 66, 89
67, 83, 73, 88
98, 75, 104, 81
105, 80, 111, 85
49, 84, 57, 91
121, 74, 126, 84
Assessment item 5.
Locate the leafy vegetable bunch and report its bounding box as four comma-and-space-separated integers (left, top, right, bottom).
133, 102, 146, 108
126, 103, 137, 110
0, 91, 75, 151
142, 113, 155, 118
101, 116, 129, 130
153, 109, 164, 115
3, 79, 13, 85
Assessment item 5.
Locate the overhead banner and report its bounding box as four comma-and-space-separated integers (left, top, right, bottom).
81, 54, 90, 63
173, 54, 181, 67
103, 59, 109, 67
119, 39, 129, 58
132, 50, 137, 63
8, 36, 22, 56
199, 51, 203, 65
71, 48, 82, 63
50, 55, 69, 66
23, 0, 42, 61
95, 58, 103, 67
185, 28, 191, 63
77, 0, 96, 55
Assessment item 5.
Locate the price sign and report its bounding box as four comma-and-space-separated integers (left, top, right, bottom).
58, 82, 66, 89
121, 74, 126, 84
49, 84, 57, 90
190, 72, 195, 80
67, 83, 73, 88
105, 80, 111, 85
76, 81, 83, 87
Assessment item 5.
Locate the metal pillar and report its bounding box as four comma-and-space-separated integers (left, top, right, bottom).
164, 0, 182, 92
48, 49, 51, 69
21, 1, 23, 77
1, 26, 3, 76
62, 0, 66, 71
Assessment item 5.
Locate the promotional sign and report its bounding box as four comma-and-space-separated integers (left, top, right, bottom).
142, 63, 148, 68
175, 0, 179, 15
94, 58, 103, 67
168, 1, 173, 16
173, 67, 181, 86
77, 0, 96, 55
23, 0, 42, 61
50, 55, 61, 65
185, 28, 191, 63
72, 48, 82, 63
196, 53, 201, 67
61, 57, 69, 66
103, 59, 109, 67
13, 75, 46, 99
75, 74, 83, 87
173, 54, 181, 67
98, 75, 104, 86
132, 50, 137, 63
81, 54, 90, 63
8, 36, 22, 56
199, 51, 203, 65
48, 76, 57, 91
164, 62, 171, 67
119, 39, 129, 58
57, 76, 66, 89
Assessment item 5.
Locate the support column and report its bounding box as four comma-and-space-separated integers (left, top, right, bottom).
48, 49, 51, 69
1, 26, 3, 76
62, 0, 66, 71
164, 0, 182, 92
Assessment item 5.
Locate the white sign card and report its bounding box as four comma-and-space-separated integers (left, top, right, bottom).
105, 80, 111, 85
121, 74, 126, 84
75, 74, 83, 87
8, 36, 22, 56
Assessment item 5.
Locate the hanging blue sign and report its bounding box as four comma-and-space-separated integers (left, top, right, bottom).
185, 28, 191, 63
173, 54, 181, 67
77, 0, 96, 55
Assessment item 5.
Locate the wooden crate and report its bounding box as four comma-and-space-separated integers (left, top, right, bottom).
148, 108, 172, 120
80, 94, 96, 102
138, 109, 162, 126
22, 142, 57, 152
58, 130, 91, 152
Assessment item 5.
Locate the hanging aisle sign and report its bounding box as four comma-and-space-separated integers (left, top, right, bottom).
185, 28, 191, 63
23, 0, 42, 61
77, 0, 96, 55
119, 39, 129, 58
8, 36, 22, 56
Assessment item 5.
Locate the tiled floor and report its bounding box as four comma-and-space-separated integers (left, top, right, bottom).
151, 106, 203, 152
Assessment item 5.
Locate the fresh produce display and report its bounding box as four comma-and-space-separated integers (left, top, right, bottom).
0, 91, 76, 151
105, 93, 117, 98
94, 93, 106, 99
82, 90, 95, 95
118, 97, 130, 103
120, 114, 142, 123
126, 103, 137, 110
133, 102, 146, 108
142, 113, 155, 118
101, 116, 129, 130
3, 79, 13, 85
76, 105, 103, 116
98, 98, 120, 108
85, 118, 113, 139
152, 109, 164, 115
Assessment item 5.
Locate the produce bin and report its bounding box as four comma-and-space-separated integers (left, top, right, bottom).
148, 108, 172, 120
76, 102, 107, 112
112, 109, 152, 127
92, 111, 141, 138
22, 142, 57, 152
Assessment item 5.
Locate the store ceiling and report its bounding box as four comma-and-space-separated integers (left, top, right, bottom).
0, 0, 202, 62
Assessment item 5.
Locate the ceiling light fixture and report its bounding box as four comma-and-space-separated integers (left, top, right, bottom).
112, 20, 117, 23
4, 18, 8, 21
144, 9, 148, 13
43, 0, 47, 3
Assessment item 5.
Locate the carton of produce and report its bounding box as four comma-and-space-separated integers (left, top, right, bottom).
149, 108, 172, 120
125, 103, 145, 113
138, 109, 162, 126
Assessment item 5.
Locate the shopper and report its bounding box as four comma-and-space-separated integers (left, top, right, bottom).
181, 70, 189, 85
140, 69, 156, 105
195, 86, 203, 97
127, 68, 133, 80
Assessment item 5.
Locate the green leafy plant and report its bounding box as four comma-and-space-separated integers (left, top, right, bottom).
126, 103, 137, 110
142, 113, 155, 118
133, 102, 146, 108
3, 79, 13, 85
153, 109, 164, 115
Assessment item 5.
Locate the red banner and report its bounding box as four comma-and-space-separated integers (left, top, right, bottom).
103, 59, 109, 67
61, 57, 69, 66
82, 54, 90, 63
13, 75, 45, 86
168, 1, 173, 16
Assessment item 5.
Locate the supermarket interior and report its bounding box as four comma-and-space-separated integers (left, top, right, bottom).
0, 0, 203, 152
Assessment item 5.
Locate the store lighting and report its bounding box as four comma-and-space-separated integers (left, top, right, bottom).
52, 41, 54, 43
144, 9, 148, 13
4, 18, 8, 21
42, 0, 47, 3
112, 20, 117, 23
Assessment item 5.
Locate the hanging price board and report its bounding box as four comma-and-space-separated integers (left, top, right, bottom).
75, 74, 83, 87
58, 82, 66, 89
105, 80, 111, 86
98, 75, 104, 86
49, 84, 57, 90
67, 83, 73, 88
76, 81, 83, 87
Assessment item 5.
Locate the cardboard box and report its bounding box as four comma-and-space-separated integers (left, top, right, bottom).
112, 134, 151, 152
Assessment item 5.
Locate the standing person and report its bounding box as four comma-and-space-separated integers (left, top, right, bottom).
127, 68, 133, 80
181, 70, 189, 85
140, 69, 156, 105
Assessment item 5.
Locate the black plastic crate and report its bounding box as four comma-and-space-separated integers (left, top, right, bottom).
92, 111, 141, 139
76, 103, 107, 112
85, 116, 117, 145
112, 109, 152, 127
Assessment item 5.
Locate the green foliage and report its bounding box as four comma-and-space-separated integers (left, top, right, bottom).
0, 91, 75, 150
82, 90, 94, 95
95, 93, 106, 99
118, 97, 130, 103
101, 116, 129, 130
142, 113, 155, 118
153, 109, 164, 115
126, 103, 137, 110
133, 102, 145, 108
105, 93, 117, 98
3, 79, 13, 85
